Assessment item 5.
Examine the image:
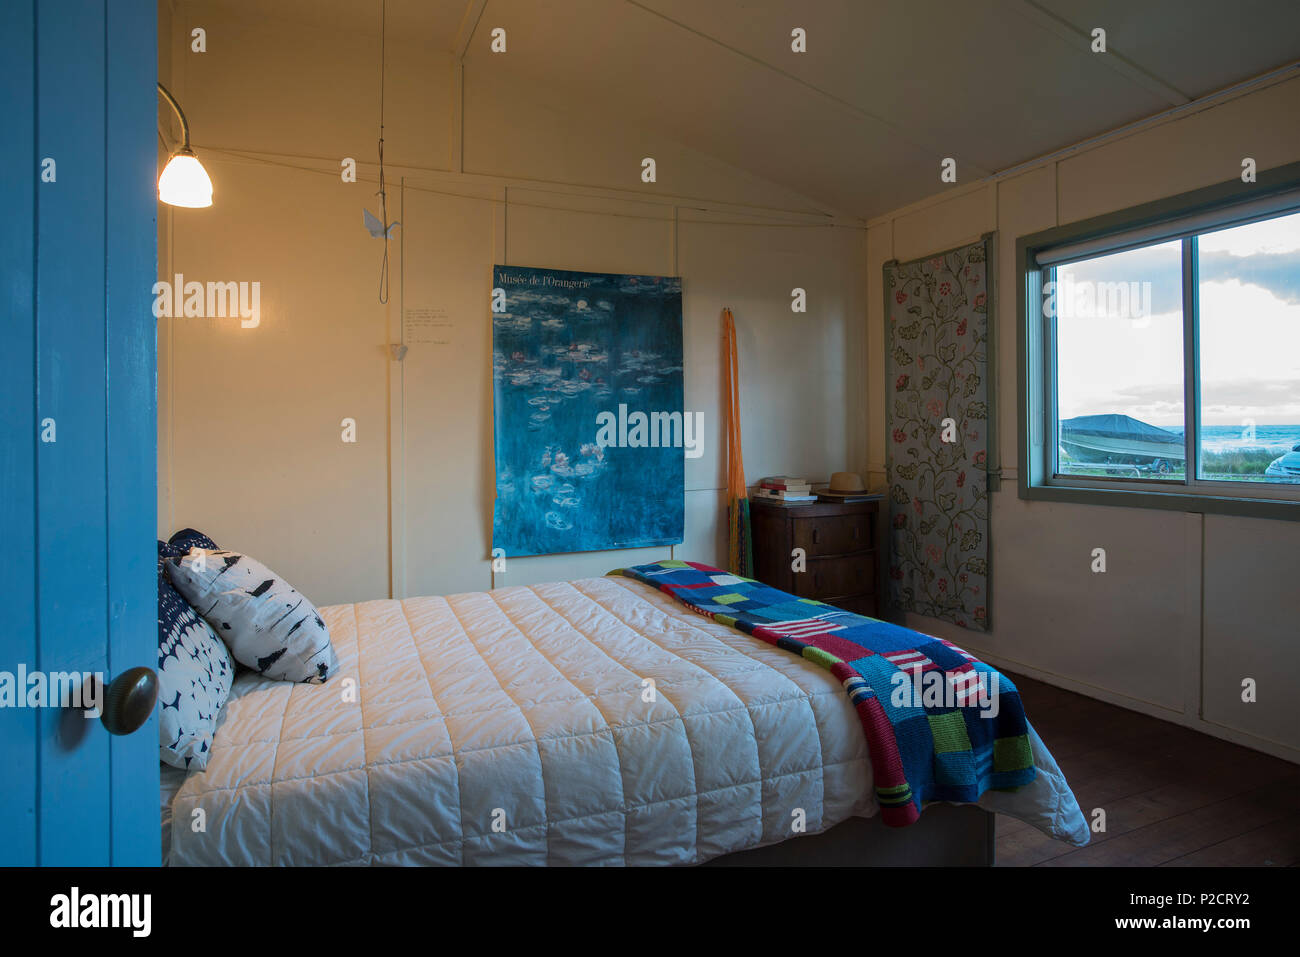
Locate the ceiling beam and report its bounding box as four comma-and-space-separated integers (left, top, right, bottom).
1006, 0, 1191, 106
622, 0, 997, 177
454, 0, 488, 58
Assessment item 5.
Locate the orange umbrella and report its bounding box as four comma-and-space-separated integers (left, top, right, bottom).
722, 308, 753, 576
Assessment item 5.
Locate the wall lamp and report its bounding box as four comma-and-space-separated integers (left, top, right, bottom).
157, 82, 213, 208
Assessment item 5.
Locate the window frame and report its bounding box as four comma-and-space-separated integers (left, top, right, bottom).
1017, 160, 1300, 521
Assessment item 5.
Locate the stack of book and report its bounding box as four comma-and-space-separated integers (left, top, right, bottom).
752, 477, 817, 503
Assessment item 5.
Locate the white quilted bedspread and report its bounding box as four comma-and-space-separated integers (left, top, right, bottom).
166, 575, 1086, 865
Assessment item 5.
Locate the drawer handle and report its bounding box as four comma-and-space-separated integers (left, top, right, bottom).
812, 528, 820, 544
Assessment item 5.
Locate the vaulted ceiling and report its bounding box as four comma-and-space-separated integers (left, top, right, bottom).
206, 0, 1300, 219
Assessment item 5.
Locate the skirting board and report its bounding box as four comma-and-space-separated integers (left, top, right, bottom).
948, 643, 1300, 767
703, 804, 994, 867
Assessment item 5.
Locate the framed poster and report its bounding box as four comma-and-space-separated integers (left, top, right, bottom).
491, 265, 685, 557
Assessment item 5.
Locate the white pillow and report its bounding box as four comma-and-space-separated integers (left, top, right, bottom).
165, 548, 338, 684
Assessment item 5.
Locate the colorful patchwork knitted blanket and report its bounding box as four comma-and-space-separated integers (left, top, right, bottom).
611, 560, 1036, 826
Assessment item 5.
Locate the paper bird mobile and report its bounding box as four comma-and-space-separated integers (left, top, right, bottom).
363, 207, 400, 239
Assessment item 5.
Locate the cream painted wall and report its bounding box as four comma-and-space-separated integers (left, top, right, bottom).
159, 3, 868, 605
864, 76, 1300, 761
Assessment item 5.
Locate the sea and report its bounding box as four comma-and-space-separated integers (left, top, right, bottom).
1169, 424, 1300, 454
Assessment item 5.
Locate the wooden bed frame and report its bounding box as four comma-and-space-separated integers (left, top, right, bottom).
705, 805, 995, 866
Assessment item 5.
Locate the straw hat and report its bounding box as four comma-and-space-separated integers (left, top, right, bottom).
820, 471, 867, 496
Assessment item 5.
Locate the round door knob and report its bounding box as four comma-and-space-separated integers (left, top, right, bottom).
100, 666, 158, 736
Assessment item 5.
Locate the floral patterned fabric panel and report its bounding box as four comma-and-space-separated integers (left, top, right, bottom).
885, 239, 991, 631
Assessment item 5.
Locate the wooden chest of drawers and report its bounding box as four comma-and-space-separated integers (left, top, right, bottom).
749, 498, 881, 618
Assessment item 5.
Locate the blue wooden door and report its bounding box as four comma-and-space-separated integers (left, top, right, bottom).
0, 0, 159, 866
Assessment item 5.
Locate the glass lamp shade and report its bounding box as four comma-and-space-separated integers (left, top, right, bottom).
158, 150, 213, 208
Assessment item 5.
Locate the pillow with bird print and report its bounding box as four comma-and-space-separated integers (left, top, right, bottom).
165, 547, 338, 684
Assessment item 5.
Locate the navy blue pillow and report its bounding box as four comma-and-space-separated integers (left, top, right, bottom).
156, 537, 234, 769
167, 528, 218, 554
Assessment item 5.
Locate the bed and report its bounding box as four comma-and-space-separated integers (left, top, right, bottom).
163, 574, 1087, 866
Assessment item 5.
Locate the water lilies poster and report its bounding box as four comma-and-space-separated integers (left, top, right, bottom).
491, 265, 685, 557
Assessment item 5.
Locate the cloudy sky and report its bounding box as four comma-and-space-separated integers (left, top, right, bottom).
1055, 209, 1300, 427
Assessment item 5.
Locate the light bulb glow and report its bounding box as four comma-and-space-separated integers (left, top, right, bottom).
158, 151, 213, 208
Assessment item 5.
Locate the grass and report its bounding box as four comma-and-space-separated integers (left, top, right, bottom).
1200, 448, 1276, 476
1060, 447, 1288, 483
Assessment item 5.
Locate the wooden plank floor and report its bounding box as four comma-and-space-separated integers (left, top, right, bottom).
996, 672, 1300, 867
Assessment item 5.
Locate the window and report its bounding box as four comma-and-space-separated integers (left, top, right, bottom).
1197, 214, 1300, 486
1019, 169, 1300, 520
1053, 240, 1185, 482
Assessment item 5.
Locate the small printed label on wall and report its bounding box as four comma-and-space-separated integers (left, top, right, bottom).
403, 307, 452, 345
